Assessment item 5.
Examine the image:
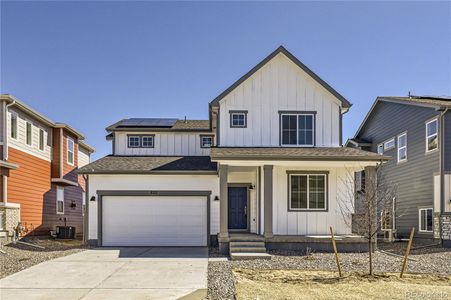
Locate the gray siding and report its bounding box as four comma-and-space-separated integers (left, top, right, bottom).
445, 111, 451, 171
357, 101, 440, 238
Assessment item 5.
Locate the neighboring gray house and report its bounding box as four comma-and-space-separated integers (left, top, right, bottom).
347, 96, 451, 246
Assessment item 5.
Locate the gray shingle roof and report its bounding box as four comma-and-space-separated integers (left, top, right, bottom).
78, 156, 217, 174
106, 118, 210, 132
379, 96, 451, 108
210, 147, 389, 161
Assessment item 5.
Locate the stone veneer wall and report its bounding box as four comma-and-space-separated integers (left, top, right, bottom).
434, 213, 441, 239
441, 215, 451, 248
0, 204, 20, 240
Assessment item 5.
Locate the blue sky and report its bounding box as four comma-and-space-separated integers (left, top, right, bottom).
1, 1, 450, 160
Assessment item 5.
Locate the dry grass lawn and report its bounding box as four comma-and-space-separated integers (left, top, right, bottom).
233, 269, 451, 300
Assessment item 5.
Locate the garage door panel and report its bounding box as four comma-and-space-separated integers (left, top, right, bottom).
102, 196, 207, 246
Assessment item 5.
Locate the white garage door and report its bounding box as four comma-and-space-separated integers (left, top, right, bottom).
102, 196, 207, 246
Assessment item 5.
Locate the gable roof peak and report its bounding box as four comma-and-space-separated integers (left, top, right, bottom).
209, 46, 351, 111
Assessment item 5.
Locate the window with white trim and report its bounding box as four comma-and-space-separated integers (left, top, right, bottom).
57, 186, 64, 214
384, 138, 395, 151
10, 114, 17, 139
281, 114, 314, 146
426, 119, 438, 152
26, 122, 32, 146
419, 208, 432, 232
39, 129, 45, 151
230, 112, 247, 128
397, 133, 407, 162
141, 135, 154, 148
289, 173, 327, 210
200, 135, 213, 148
128, 135, 140, 148
67, 137, 74, 165
377, 144, 384, 154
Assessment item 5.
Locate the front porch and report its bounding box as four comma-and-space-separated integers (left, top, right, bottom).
215, 161, 376, 255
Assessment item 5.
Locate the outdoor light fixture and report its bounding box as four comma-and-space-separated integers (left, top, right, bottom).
90, 196, 96, 202
249, 184, 255, 190
214, 196, 219, 201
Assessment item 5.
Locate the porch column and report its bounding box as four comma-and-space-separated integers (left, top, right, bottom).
218, 164, 228, 240
264, 165, 273, 238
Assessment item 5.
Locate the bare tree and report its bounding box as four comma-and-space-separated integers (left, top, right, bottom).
338, 164, 397, 275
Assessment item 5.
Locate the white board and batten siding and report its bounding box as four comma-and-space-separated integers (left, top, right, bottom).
114, 132, 212, 156
87, 174, 220, 241
6, 107, 52, 161
272, 166, 353, 235
218, 53, 341, 147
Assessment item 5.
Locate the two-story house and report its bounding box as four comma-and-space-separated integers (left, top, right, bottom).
347, 96, 451, 247
79, 46, 388, 256
0, 94, 95, 240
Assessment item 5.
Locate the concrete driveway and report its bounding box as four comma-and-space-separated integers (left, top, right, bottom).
0, 247, 208, 300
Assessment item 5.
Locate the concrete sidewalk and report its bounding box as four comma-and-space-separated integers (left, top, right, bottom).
0, 247, 208, 300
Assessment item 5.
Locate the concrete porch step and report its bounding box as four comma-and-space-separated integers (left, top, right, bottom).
229, 246, 267, 253
229, 235, 265, 242
229, 241, 265, 248
230, 252, 272, 260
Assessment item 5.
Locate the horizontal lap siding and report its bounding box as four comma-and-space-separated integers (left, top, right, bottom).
445, 112, 451, 171
358, 102, 440, 237
42, 184, 84, 236
7, 147, 51, 233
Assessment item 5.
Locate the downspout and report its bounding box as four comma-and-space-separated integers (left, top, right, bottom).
2, 99, 16, 204
438, 107, 448, 242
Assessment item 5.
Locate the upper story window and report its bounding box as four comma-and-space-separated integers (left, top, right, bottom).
127, 135, 155, 148
288, 172, 327, 211
26, 122, 32, 146
230, 111, 247, 128
10, 114, 17, 139
128, 135, 140, 148
200, 135, 214, 148
280, 112, 315, 146
383, 138, 395, 151
67, 137, 74, 165
426, 119, 438, 152
141, 135, 154, 148
397, 132, 407, 163
39, 129, 45, 151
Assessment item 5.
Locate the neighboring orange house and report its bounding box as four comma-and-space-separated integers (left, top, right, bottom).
0, 94, 94, 240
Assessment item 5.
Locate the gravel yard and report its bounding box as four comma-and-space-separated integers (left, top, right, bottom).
207, 242, 451, 300
0, 238, 87, 279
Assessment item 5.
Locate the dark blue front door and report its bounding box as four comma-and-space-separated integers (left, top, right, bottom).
228, 187, 247, 230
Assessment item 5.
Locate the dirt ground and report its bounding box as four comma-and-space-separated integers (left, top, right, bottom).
233, 269, 451, 300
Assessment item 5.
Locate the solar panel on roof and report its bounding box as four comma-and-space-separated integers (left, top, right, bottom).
118, 118, 178, 127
